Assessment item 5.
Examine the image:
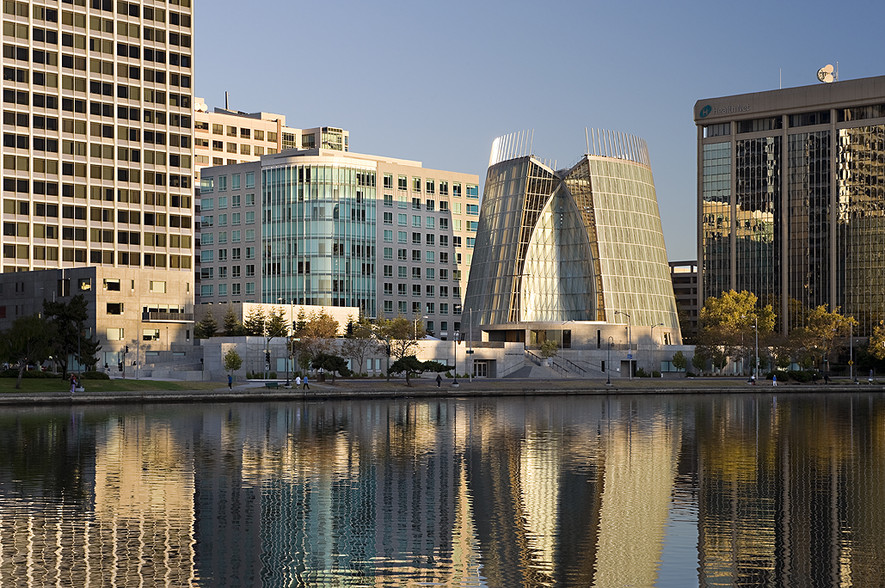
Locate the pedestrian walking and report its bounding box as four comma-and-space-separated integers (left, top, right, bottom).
302, 375, 310, 390
772, 374, 777, 387
228, 374, 232, 389
295, 375, 301, 387
436, 374, 442, 387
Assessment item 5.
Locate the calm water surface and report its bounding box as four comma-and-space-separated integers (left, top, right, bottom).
0, 393, 883, 587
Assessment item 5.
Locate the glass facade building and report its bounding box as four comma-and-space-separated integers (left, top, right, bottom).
463, 131, 681, 342
198, 149, 479, 335
696, 76, 885, 335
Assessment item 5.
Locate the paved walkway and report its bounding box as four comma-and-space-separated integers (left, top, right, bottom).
0, 376, 882, 406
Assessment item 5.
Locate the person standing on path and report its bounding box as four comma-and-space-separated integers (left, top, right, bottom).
436, 374, 442, 387
302, 375, 310, 390
295, 375, 301, 387
772, 374, 777, 387
70, 373, 77, 394
228, 374, 232, 389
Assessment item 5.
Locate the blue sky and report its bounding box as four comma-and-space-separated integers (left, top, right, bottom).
196, 0, 885, 260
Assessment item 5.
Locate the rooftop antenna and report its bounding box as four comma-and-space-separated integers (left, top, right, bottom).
816, 64, 836, 83
224, 91, 230, 109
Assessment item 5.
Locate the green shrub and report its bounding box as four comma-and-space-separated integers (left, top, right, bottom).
81, 370, 110, 380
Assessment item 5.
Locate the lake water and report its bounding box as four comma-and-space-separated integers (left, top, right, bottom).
0, 393, 883, 587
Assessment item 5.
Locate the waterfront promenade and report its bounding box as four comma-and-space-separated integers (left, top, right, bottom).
0, 376, 881, 405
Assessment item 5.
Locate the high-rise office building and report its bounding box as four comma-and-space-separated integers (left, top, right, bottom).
696, 75, 885, 335
0, 0, 195, 352
463, 131, 681, 347
198, 149, 479, 339
192, 98, 349, 177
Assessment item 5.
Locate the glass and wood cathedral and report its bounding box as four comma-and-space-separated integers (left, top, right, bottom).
462, 131, 681, 347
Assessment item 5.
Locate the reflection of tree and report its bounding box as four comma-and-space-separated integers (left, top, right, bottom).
0, 411, 94, 500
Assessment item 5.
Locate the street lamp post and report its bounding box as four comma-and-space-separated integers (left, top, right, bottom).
615, 311, 632, 379
606, 336, 613, 385
753, 316, 759, 382
649, 322, 663, 376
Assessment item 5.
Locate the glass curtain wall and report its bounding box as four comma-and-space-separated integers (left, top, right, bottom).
787, 131, 831, 330
262, 164, 376, 317
734, 137, 780, 322
701, 143, 732, 302
836, 125, 885, 335
586, 157, 679, 331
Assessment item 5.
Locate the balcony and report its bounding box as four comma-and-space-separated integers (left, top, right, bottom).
142, 311, 194, 323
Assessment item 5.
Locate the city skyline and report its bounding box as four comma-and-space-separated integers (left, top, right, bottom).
195, 0, 885, 261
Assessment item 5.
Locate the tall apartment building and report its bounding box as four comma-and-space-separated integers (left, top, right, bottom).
192, 97, 349, 177
197, 148, 479, 339
1, 0, 196, 354
696, 75, 885, 335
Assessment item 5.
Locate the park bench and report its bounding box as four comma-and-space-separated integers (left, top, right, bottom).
264, 382, 280, 389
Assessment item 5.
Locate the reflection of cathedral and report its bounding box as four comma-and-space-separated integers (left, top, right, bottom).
2, 396, 885, 585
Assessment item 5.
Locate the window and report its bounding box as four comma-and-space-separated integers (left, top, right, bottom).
383, 264, 393, 277
149, 280, 166, 293
412, 250, 421, 262
426, 217, 435, 229
383, 247, 393, 260
106, 328, 124, 341
412, 232, 422, 245
412, 267, 421, 279
383, 211, 393, 224
106, 302, 123, 315
412, 284, 421, 296
384, 194, 393, 206
398, 266, 407, 279
425, 199, 435, 211
398, 248, 407, 261
397, 213, 407, 226
467, 204, 479, 215
103, 278, 121, 291
412, 215, 421, 228
398, 231, 407, 243
426, 234, 435, 246
384, 230, 393, 242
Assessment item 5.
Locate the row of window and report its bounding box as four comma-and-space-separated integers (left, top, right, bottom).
3, 187, 190, 207
382, 174, 478, 198
197, 122, 280, 143
382, 283, 458, 298
200, 283, 255, 297
199, 247, 255, 262
200, 212, 254, 227
381, 300, 462, 318
2, 245, 191, 268
200, 265, 255, 279
200, 192, 255, 210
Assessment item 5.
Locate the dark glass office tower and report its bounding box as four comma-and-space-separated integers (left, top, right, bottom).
696, 76, 885, 335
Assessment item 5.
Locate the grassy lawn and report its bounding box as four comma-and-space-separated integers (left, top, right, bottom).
0, 376, 220, 393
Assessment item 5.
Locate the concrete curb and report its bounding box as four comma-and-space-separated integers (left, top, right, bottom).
0, 380, 882, 406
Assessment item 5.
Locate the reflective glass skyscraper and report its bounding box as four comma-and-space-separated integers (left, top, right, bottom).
463, 131, 681, 343
696, 75, 885, 335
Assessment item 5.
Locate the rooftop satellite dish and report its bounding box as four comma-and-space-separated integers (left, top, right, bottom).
817, 64, 835, 83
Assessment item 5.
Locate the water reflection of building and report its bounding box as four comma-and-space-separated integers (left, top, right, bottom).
0, 413, 198, 586
696, 396, 885, 586
696, 76, 885, 335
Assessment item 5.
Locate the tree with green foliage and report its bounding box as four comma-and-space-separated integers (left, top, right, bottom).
691, 347, 708, 374
540, 339, 559, 359
42, 294, 100, 377
195, 310, 218, 339
869, 322, 885, 361
243, 308, 266, 336
698, 290, 776, 373
223, 348, 242, 373
789, 304, 856, 369
341, 315, 382, 374
311, 353, 351, 382
223, 306, 245, 336
0, 314, 55, 389
388, 355, 425, 386
672, 350, 687, 373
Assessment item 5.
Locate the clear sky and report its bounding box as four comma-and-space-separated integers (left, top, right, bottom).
195, 0, 885, 261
